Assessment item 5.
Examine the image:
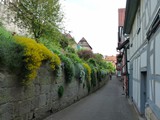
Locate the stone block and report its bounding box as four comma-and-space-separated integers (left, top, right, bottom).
39, 94, 47, 107
22, 85, 35, 99
0, 71, 19, 88
0, 72, 5, 87
34, 84, 41, 96
0, 88, 11, 104
0, 112, 12, 120
17, 100, 31, 116
0, 103, 13, 115
9, 87, 24, 102
40, 85, 51, 94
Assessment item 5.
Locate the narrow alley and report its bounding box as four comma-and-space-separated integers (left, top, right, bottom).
45, 76, 139, 120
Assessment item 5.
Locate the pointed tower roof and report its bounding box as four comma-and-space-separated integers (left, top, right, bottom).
78, 37, 92, 50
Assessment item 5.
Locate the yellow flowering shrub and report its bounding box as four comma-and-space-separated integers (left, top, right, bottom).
82, 63, 91, 81
82, 63, 91, 92
13, 36, 61, 83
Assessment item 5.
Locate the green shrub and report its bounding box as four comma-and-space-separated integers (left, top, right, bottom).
0, 27, 12, 40
82, 63, 91, 81
100, 69, 107, 78
97, 70, 102, 82
52, 49, 61, 54
75, 63, 85, 83
66, 53, 82, 64
66, 46, 75, 54
0, 21, 3, 27
87, 58, 97, 67
77, 49, 93, 60
60, 55, 74, 83
97, 69, 107, 82
0, 39, 24, 71
0, 27, 24, 71
58, 86, 64, 98
59, 35, 69, 49
38, 37, 61, 51
91, 68, 97, 87
82, 63, 91, 92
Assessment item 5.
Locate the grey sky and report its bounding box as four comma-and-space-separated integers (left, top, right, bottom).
61, 0, 126, 56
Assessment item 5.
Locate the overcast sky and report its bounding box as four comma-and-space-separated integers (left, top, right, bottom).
61, 0, 126, 56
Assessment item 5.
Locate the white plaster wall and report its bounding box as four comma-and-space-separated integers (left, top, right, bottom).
150, 0, 157, 16
133, 59, 136, 79
155, 34, 160, 75
141, 0, 147, 42
137, 81, 140, 110
141, 51, 147, 68
138, 57, 140, 80
155, 81, 160, 108
133, 80, 137, 103
141, 0, 145, 16
136, 59, 138, 80
137, 57, 141, 109
133, 36, 136, 56
129, 32, 133, 58
150, 39, 154, 51
149, 80, 154, 101
136, 58, 138, 80
145, 2, 150, 29
132, 58, 141, 110
150, 54, 154, 74
133, 79, 141, 110
131, 19, 137, 57
142, 13, 146, 41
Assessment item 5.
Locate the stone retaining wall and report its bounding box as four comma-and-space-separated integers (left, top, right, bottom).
0, 64, 108, 120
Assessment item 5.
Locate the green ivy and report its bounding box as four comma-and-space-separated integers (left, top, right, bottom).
91, 68, 97, 87
58, 86, 64, 98
75, 63, 85, 83
66, 53, 82, 64
60, 55, 74, 83
66, 46, 76, 54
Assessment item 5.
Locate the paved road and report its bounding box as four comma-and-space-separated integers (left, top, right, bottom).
45, 76, 139, 120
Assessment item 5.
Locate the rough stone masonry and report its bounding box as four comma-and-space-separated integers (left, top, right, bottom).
0, 64, 108, 120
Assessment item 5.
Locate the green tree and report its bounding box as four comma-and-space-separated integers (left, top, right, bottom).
93, 53, 103, 62
77, 49, 94, 60
107, 62, 115, 73
0, 21, 3, 27
8, 0, 63, 41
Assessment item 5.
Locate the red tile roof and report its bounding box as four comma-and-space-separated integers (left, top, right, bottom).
105, 55, 116, 62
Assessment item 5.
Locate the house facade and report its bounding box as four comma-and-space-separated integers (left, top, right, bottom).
77, 37, 92, 51
123, 0, 160, 119
64, 33, 78, 50
116, 8, 129, 96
